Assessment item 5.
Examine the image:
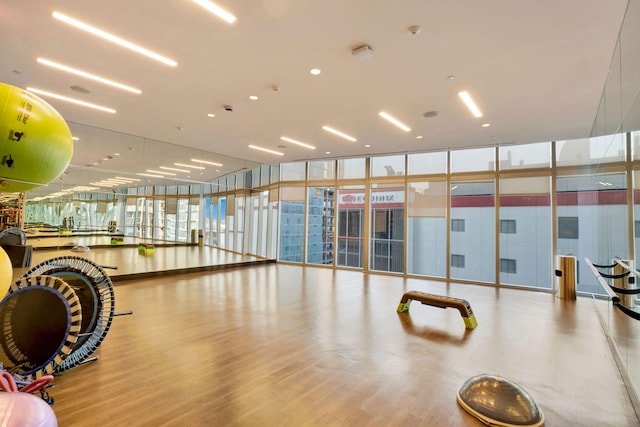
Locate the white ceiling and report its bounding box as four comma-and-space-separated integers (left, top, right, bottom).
0, 0, 629, 196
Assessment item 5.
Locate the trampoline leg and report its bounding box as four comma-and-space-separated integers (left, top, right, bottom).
114, 311, 133, 316
79, 356, 99, 366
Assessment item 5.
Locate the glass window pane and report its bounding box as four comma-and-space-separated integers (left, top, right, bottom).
556, 134, 625, 166
450, 179, 495, 283
499, 142, 551, 170
336, 185, 364, 268
308, 160, 336, 180
278, 186, 305, 262
450, 147, 495, 173
261, 165, 271, 185
370, 155, 405, 177
407, 151, 447, 175
306, 187, 335, 265
338, 158, 365, 180
499, 176, 552, 288
370, 183, 404, 272
631, 131, 640, 160
280, 162, 306, 181
557, 173, 628, 294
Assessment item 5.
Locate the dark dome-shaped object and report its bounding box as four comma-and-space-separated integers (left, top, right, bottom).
457, 374, 544, 426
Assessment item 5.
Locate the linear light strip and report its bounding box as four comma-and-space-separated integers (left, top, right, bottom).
160, 166, 191, 173
191, 158, 223, 166
248, 145, 284, 156
26, 87, 116, 113
147, 169, 176, 176
322, 125, 357, 142
174, 162, 205, 170
458, 91, 483, 118
192, 0, 237, 23
115, 176, 141, 182
378, 112, 411, 132
137, 173, 164, 178
37, 58, 142, 94
280, 136, 316, 150
52, 11, 177, 67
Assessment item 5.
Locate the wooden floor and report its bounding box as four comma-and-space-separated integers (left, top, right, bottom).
38, 263, 639, 426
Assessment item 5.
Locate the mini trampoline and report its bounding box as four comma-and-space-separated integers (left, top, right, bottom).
0, 228, 27, 246
0, 275, 82, 379
21, 256, 115, 372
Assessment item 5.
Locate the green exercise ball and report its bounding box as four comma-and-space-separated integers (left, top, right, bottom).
0, 82, 73, 193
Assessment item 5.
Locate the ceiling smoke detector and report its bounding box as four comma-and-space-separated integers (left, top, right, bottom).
352, 44, 374, 60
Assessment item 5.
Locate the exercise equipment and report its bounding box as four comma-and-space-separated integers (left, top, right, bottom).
586, 258, 640, 321
0, 228, 26, 246
0, 370, 54, 394
457, 374, 544, 427
0, 392, 58, 426
0, 247, 11, 286
0, 275, 82, 378
0, 82, 73, 193
397, 290, 478, 329
138, 243, 154, 255
21, 256, 115, 372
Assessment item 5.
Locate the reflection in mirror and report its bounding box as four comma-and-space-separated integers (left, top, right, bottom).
23, 122, 259, 241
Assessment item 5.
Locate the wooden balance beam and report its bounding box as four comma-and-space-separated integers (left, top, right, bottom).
397, 290, 478, 330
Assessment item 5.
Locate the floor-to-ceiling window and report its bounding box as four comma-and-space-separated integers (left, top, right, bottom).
556, 134, 627, 294
499, 176, 552, 288
336, 185, 364, 268
449, 147, 496, 283
279, 186, 305, 262
370, 183, 404, 272
306, 186, 335, 265
406, 151, 448, 277
498, 141, 552, 288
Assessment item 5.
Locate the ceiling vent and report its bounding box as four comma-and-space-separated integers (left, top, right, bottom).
352, 44, 374, 60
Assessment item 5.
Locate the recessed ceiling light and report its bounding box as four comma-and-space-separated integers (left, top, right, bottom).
72, 136, 79, 141
310, 68, 321, 75
423, 111, 439, 118
458, 91, 483, 118
191, 0, 237, 24
249, 145, 284, 156
416, 136, 423, 139
207, 113, 215, 117
249, 95, 258, 100
26, 87, 116, 113
280, 136, 315, 150
174, 163, 205, 170
114, 153, 120, 156
37, 58, 141, 94
322, 125, 356, 142
364, 144, 371, 148
447, 75, 456, 80
481, 123, 491, 128
52, 11, 177, 67
325, 151, 331, 155
191, 158, 223, 166
378, 111, 411, 132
